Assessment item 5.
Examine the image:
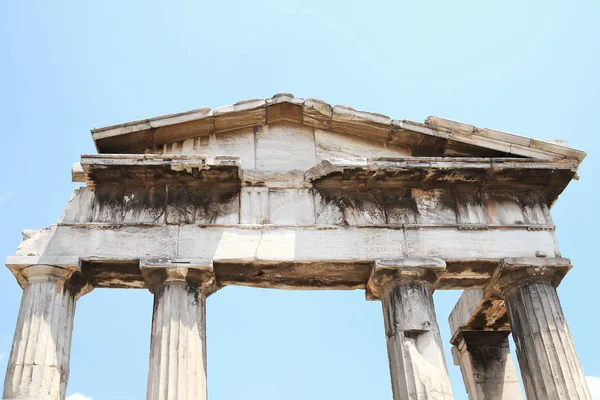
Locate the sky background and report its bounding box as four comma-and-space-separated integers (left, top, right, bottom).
1, 0, 599, 399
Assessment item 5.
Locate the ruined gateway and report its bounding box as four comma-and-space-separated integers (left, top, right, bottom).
2, 93, 592, 400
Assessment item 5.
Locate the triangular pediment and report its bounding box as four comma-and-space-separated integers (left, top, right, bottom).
90, 93, 585, 165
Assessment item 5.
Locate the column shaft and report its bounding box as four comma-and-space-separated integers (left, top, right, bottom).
505, 280, 591, 400
382, 280, 453, 400
3, 281, 76, 400
452, 331, 523, 400
147, 283, 207, 400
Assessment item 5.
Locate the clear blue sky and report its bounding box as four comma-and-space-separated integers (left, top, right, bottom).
1, 1, 599, 399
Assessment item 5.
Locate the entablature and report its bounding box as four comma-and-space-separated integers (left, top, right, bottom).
67, 154, 566, 228
74, 154, 241, 188
306, 157, 577, 205
7, 223, 562, 291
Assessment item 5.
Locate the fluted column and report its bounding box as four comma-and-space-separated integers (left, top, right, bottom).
141, 260, 216, 400
368, 258, 454, 400
497, 258, 591, 400
451, 331, 523, 400
505, 279, 590, 399
3, 264, 90, 400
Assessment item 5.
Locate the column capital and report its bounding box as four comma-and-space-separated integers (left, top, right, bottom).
140, 258, 217, 295
6, 256, 92, 298
489, 257, 572, 298
366, 258, 446, 300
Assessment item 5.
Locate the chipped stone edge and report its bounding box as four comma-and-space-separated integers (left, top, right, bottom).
75, 154, 242, 184
90, 94, 586, 163
365, 257, 447, 300
447, 256, 573, 344
304, 157, 578, 182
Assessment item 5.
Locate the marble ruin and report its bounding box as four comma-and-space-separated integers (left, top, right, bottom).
3, 93, 592, 399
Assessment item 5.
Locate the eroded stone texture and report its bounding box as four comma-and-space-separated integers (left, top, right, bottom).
5, 94, 590, 400
505, 280, 591, 400
90, 94, 585, 161
143, 266, 214, 400
451, 331, 523, 400
3, 266, 83, 400
381, 281, 453, 400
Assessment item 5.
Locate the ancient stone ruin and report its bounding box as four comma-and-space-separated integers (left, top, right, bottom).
3, 93, 592, 399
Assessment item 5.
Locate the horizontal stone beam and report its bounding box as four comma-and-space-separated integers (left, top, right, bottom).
448, 257, 572, 343
306, 157, 578, 181
76, 154, 241, 186
306, 158, 576, 205
7, 225, 561, 290
449, 290, 509, 344
59, 183, 559, 229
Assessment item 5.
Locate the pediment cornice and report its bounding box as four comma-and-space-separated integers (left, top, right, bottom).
91, 93, 585, 163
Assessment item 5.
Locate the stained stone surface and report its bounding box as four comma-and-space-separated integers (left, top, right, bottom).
451, 332, 523, 400
147, 283, 208, 400
3, 94, 590, 400
3, 281, 76, 400
381, 281, 453, 400
505, 281, 591, 400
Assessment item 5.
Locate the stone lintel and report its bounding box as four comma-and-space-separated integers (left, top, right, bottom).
16, 224, 559, 290
366, 258, 446, 300
139, 258, 217, 294
448, 257, 572, 344
448, 289, 510, 345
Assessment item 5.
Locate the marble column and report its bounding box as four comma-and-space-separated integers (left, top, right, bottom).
3, 264, 90, 400
451, 331, 523, 400
493, 258, 591, 400
369, 258, 454, 400
141, 262, 216, 400
504, 278, 591, 400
